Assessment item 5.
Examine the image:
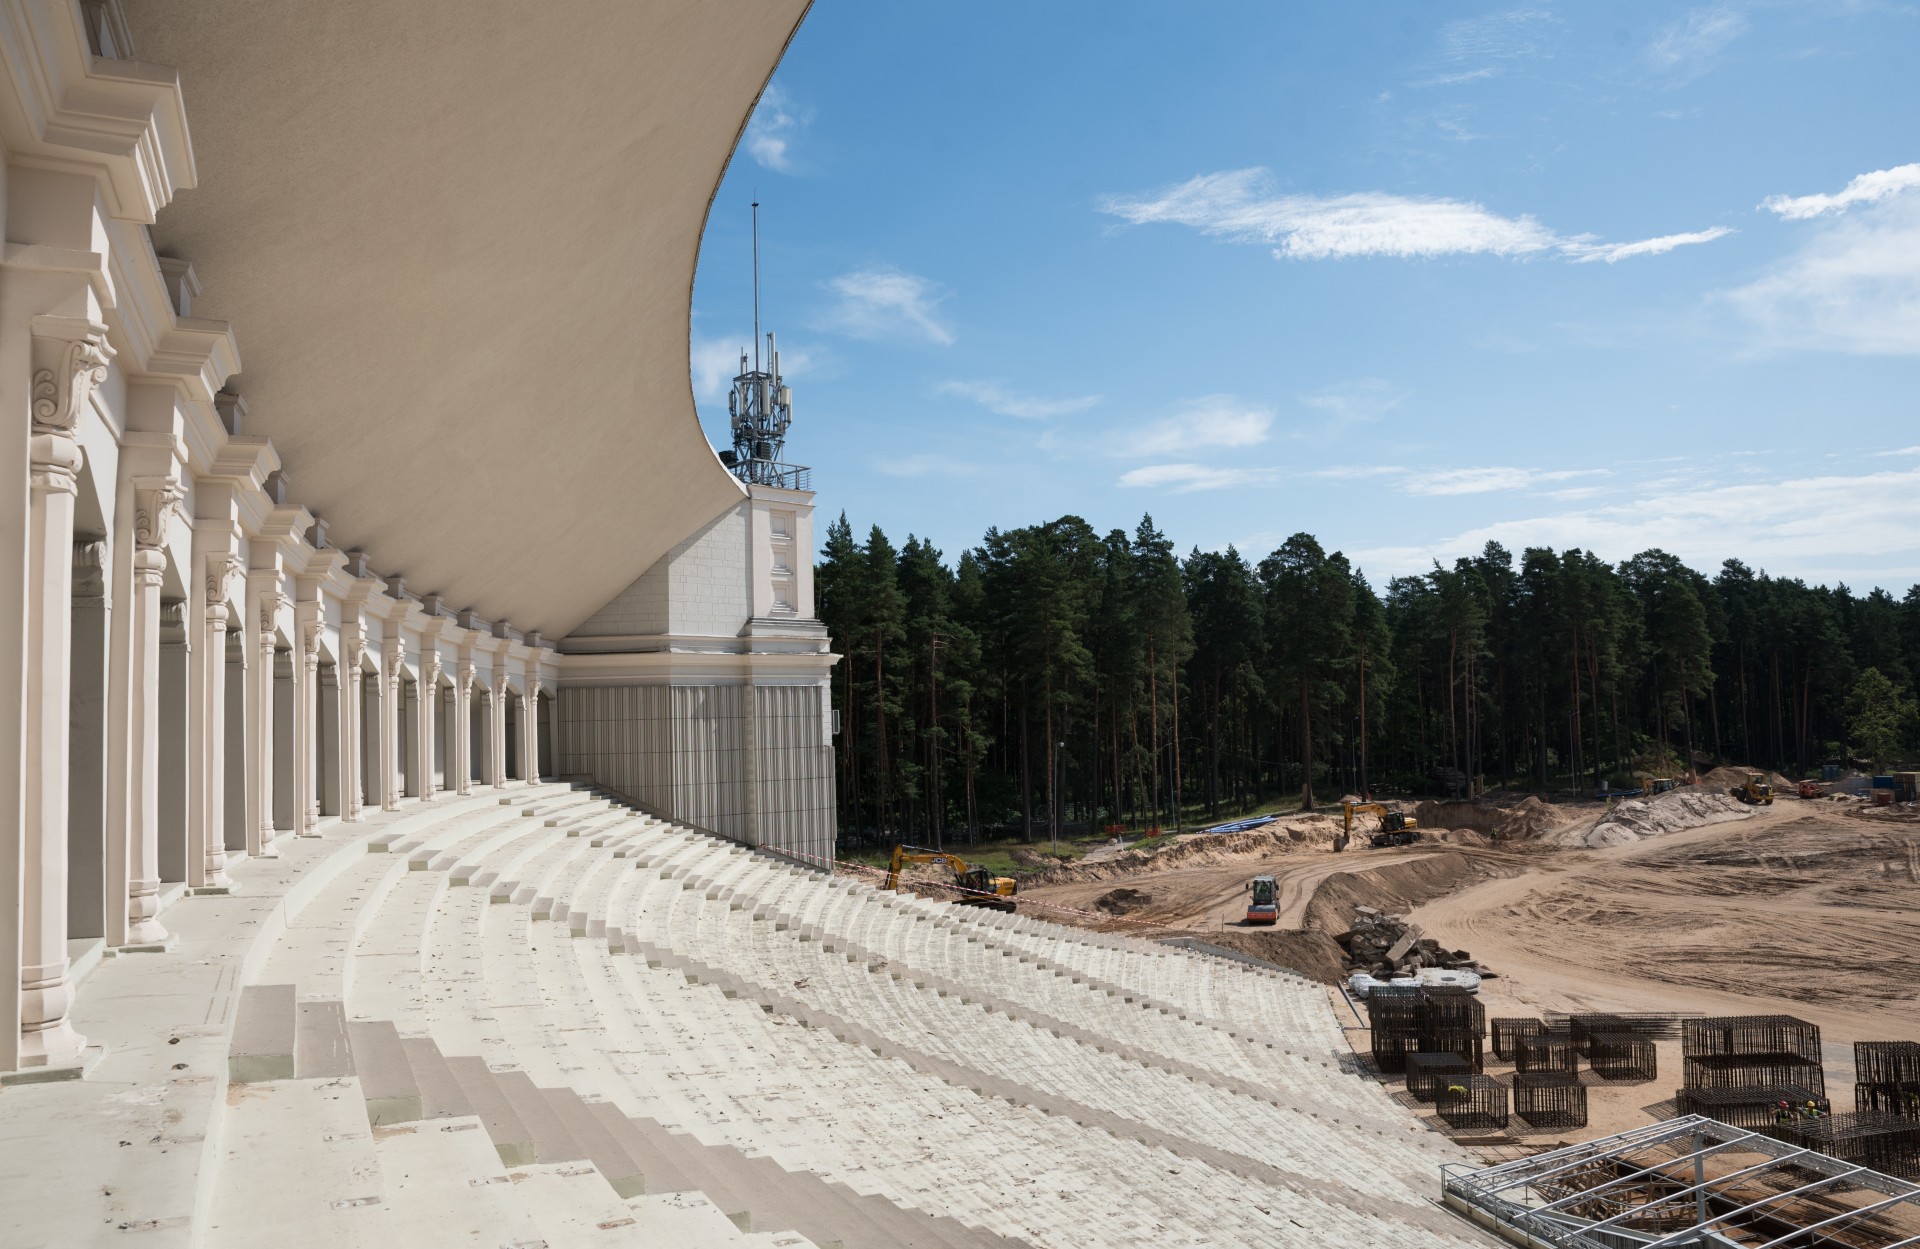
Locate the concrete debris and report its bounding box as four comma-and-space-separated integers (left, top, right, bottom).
1337, 910, 1489, 979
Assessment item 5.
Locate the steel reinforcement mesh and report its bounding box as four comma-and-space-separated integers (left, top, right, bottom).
1676, 1085, 1830, 1134
1517, 1032, 1579, 1077
1589, 1032, 1659, 1082
1786, 1112, 1920, 1181
1437, 1075, 1509, 1133
1491, 1017, 1544, 1064
1512, 1074, 1588, 1129
1683, 1055, 1827, 1099
1407, 1052, 1474, 1102
1683, 1014, 1821, 1064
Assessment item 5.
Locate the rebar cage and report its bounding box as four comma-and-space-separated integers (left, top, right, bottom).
1513, 1074, 1589, 1130
1683, 1014, 1822, 1064
1590, 1032, 1660, 1083
1437, 1075, 1510, 1134
1407, 1051, 1474, 1102
1492, 1017, 1545, 1064
1676, 1085, 1832, 1133
1787, 1113, 1920, 1182
1441, 1116, 1920, 1249
1518, 1032, 1580, 1077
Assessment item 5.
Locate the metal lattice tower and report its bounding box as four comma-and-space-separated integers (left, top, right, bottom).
720, 201, 809, 490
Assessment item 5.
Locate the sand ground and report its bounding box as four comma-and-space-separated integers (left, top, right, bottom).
1018, 797, 1920, 1152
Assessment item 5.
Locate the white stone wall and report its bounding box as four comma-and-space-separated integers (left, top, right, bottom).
570, 507, 749, 639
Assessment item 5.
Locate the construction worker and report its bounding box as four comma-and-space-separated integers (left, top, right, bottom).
1803, 1100, 1823, 1121
1774, 1101, 1797, 1129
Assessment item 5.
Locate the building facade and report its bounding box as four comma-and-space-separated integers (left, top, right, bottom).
0, 0, 827, 1078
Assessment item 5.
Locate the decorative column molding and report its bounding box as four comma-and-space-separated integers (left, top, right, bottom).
121, 478, 184, 949
254, 591, 288, 857
341, 635, 365, 821
454, 662, 475, 796
491, 673, 510, 787
14, 321, 111, 1067
195, 552, 241, 890
521, 682, 540, 786
297, 612, 322, 835
380, 640, 404, 811
420, 654, 442, 800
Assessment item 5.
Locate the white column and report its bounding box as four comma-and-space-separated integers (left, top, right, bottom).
379, 645, 401, 811
454, 664, 474, 796
420, 658, 440, 800
17, 324, 111, 1067
122, 481, 183, 948
253, 598, 281, 857
341, 641, 364, 821
193, 554, 237, 889
298, 623, 319, 834
491, 676, 509, 787
521, 686, 540, 785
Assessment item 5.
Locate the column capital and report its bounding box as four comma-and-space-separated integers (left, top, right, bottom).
29, 318, 114, 437
258, 594, 288, 643
133, 477, 186, 552
205, 553, 242, 624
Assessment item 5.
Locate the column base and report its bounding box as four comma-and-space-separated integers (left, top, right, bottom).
188, 884, 237, 896
1, 1044, 107, 1085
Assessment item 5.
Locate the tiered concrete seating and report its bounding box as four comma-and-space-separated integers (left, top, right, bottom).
216, 790, 1495, 1248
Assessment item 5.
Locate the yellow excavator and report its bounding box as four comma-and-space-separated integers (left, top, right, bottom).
1731, 775, 1774, 805
1337, 802, 1419, 852
884, 845, 1018, 912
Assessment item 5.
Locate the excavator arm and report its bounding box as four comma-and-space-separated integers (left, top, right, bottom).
885, 845, 1017, 911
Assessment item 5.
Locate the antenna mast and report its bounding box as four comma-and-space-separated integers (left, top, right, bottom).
721, 199, 808, 492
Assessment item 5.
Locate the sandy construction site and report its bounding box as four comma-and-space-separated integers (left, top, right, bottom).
1019, 787, 1920, 1146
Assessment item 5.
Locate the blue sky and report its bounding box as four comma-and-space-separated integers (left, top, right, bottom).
689, 2, 1920, 589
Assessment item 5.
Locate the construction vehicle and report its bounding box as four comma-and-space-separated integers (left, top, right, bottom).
1244, 876, 1278, 925
884, 845, 1017, 912
1796, 779, 1822, 799
1731, 775, 1774, 805
1646, 777, 1681, 796
1339, 802, 1419, 851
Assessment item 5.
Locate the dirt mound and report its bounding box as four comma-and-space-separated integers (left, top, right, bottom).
1023, 815, 1338, 886
1195, 930, 1351, 984
1302, 851, 1519, 936
1410, 795, 1574, 843
1092, 887, 1152, 915
1556, 788, 1754, 848
1701, 766, 1795, 792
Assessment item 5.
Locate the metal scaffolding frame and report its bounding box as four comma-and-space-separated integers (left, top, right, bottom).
1441, 1115, 1920, 1249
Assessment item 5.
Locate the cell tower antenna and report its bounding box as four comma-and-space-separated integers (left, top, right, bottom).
719, 197, 808, 492
751, 199, 761, 374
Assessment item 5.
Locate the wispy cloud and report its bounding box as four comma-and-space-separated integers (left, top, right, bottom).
1873, 445, 1920, 457
1563, 226, 1736, 263
1307, 464, 1606, 495
936, 380, 1099, 420
1645, 4, 1750, 82
1117, 463, 1283, 492
1099, 169, 1730, 264
744, 85, 809, 174
1350, 466, 1920, 586
1124, 395, 1273, 456
817, 268, 954, 346
1415, 7, 1558, 86
1408, 467, 1607, 496
1762, 163, 1920, 219
1298, 378, 1408, 428
688, 334, 815, 400
1722, 193, 1920, 354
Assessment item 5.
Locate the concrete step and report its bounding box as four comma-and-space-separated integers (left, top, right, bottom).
344, 1020, 422, 1126
371, 1116, 545, 1247
203, 1077, 392, 1249
494, 1068, 588, 1165
543, 1087, 646, 1198
399, 1036, 473, 1120
230, 983, 296, 1083
444, 1055, 535, 1167
509, 1163, 753, 1248
294, 1000, 354, 1079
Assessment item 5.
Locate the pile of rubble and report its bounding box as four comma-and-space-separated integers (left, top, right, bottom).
1338, 906, 1490, 977
1092, 887, 1152, 915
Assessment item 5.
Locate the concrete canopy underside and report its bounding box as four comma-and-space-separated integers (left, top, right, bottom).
122, 0, 809, 637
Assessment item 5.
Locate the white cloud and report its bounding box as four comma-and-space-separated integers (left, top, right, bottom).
1098, 168, 1730, 265
688, 334, 815, 401
1563, 226, 1735, 263
936, 380, 1099, 420
1646, 5, 1749, 81
817, 268, 954, 346
744, 85, 808, 174
1722, 193, 1920, 354
1349, 466, 1920, 587
1125, 395, 1273, 456
1117, 463, 1282, 492
1873, 445, 1920, 457
1298, 378, 1408, 427
1307, 464, 1605, 495
1762, 163, 1920, 220
1413, 8, 1557, 86
1406, 467, 1606, 496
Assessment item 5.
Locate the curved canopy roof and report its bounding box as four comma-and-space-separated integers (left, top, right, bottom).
125, 0, 809, 636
